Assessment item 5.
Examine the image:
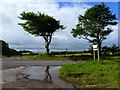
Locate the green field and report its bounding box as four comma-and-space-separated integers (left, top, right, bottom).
59, 60, 119, 88
22, 53, 120, 61
22, 53, 94, 60
0, 55, 7, 58
22, 53, 84, 60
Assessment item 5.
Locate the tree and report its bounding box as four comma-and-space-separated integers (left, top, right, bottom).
0, 40, 20, 56
102, 46, 110, 55
10, 49, 21, 56
0, 40, 10, 56
18, 12, 65, 54
102, 44, 119, 55
71, 3, 117, 55
109, 44, 119, 55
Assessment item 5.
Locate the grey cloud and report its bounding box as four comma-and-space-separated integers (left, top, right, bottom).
0, 0, 118, 52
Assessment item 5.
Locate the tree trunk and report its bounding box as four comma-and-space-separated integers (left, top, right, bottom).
43, 34, 53, 54
98, 42, 101, 56
45, 43, 50, 54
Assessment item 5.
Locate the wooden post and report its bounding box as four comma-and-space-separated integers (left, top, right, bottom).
98, 48, 100, 61
93, 50, 95, 60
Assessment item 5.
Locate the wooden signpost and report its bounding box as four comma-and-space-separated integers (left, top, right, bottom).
93, 45, 100, 61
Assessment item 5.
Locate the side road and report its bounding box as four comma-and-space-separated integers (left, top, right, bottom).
1, 57, 81, 70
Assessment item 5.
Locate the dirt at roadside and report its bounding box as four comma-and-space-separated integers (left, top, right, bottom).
2, 79, 60, 88
2, 66, 60, 89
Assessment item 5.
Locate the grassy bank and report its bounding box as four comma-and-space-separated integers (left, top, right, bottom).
59, 60, 119, 88
22, 53, 120, 60
101, 56, 120, 60
0, 55, 21, 58
22, 53, 93, 60
0, 55, 7, 58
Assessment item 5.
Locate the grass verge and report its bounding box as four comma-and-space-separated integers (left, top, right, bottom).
0, 55, 7, 58
22, 53, 93, 60
59, 60, 119, 88
22, 53, 120, 61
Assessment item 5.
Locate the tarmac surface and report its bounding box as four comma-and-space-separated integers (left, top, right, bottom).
1, 57, 81, 88
2, 57, 81, 70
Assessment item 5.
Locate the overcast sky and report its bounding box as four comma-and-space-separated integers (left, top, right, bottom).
0, 0, 119, 52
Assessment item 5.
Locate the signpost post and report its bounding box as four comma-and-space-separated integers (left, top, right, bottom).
93, 45, 100, 61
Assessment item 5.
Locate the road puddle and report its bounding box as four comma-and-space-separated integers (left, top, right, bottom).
21, 66, 74, 88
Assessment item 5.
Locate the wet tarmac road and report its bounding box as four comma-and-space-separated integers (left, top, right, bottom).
1, 57, 81, 70
1, 57, 81, 88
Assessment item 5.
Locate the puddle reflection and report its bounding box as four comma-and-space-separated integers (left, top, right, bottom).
21, 66, 73, 88
44, 66, 52, 83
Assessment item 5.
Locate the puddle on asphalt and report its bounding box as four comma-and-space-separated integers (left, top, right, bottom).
21, 66, 74, 88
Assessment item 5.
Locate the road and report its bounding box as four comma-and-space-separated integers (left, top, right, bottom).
1, 57, 81, 87
1, 57, 81, 70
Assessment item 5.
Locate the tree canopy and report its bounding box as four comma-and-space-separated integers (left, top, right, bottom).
71, 3, 117, 55
18, 12, 65, 53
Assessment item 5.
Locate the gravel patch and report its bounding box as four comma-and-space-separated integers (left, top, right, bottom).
2, 79, 60, 88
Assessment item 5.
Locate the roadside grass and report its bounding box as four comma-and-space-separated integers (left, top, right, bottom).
59, 60, 119, 88
23, 54, 69, 60
101, 56, 120, 60
22, 53, 93, 60
0, 55, 7, 58
0, 55, 21, 58
22, 53, 120, 60
55, 53, 92, 56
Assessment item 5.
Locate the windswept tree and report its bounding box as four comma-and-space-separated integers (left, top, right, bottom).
71, 3, 117, 55
18, 12, 65, 54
